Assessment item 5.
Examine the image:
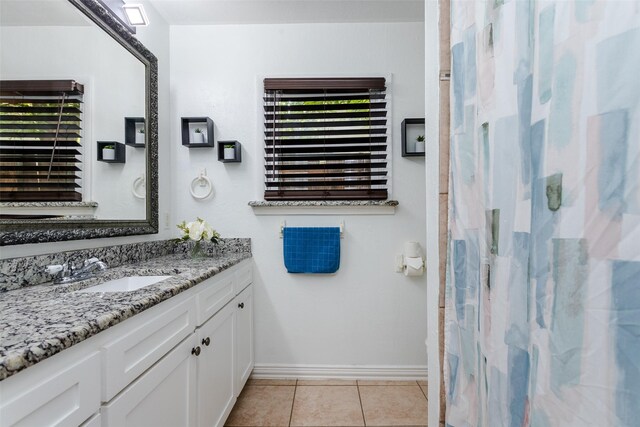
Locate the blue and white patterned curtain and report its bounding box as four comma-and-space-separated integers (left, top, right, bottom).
446, 1, 640, 426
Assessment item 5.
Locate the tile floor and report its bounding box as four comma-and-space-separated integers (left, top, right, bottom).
225, 379, 428, 427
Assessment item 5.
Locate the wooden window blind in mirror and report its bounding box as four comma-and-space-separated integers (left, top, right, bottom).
263, 77, 389, 201
0, 80, 84, 202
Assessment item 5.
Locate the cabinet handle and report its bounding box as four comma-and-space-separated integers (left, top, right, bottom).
238, 302, 245, 309
191, 346, 201, 356
202, 337, 211, 346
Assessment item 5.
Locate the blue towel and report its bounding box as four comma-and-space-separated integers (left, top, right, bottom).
283, 227, 340, 274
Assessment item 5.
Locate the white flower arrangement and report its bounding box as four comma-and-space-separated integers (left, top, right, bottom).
176, 217, 220, 244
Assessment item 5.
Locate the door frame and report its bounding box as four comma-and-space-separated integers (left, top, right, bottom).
425, 1, 442, 426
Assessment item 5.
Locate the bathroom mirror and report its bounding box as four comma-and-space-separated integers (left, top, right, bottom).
0, 0, 158, 245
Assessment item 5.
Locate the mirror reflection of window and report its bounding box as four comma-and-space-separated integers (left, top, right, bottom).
0, 80, 85, 203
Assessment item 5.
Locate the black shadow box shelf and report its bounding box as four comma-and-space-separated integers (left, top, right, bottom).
125, 117, 145, 147
401, 118, 426, 157
181, 117, 214, 147
97, 141, 126, 163
218, 140, 242, 163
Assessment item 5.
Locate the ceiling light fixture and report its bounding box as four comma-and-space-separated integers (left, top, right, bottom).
123, 4, 149, 26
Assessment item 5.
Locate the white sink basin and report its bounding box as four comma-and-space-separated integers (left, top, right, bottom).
76, 276, 172, 293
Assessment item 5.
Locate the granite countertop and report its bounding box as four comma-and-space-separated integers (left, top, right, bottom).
248, 200, 399, 207
0, 252, 251, 381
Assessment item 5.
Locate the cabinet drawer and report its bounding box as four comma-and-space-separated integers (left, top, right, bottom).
234, 261, 253, 295
102, 297, 195, 401
196, 270, 236, 326
0, 352, 100, 427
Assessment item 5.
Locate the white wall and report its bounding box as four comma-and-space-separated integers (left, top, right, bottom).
170, 22, 428, 370
0, 1, 172, 258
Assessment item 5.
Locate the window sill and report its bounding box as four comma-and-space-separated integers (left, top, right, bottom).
0, 201, 98, 219
249, 200, 398, 215
0, 201, 98, 208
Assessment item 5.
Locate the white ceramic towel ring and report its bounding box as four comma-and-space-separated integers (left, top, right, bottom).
190, 170, 214, 200
132, 175, 145, 199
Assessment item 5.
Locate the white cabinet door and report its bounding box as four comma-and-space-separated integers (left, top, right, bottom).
196, 302, 236, 427
235, 284, 254, 396
101, 337, 197, 427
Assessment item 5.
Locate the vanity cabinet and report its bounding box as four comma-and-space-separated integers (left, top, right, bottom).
0, 259, 254, 427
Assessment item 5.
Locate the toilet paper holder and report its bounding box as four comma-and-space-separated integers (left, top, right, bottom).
395, 242, 425, 276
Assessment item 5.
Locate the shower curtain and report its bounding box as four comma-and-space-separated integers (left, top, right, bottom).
446, 1, 640, 426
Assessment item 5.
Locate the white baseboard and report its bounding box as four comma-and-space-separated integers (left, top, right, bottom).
251, 364, 428, 381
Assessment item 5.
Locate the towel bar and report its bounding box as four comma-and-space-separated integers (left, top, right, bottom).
279, 220, 344, 238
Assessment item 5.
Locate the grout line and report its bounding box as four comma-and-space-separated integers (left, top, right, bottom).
288, 379, 298, 427
417, 381, 428, 401
356, 381, 367, 426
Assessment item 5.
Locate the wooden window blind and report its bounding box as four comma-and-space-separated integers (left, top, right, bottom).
0, 80, 84, 202
263, 77, 388, 201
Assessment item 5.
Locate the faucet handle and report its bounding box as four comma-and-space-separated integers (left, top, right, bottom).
45, 264, 64, 275
84, 257, 100, 266
65, 260, 76, 272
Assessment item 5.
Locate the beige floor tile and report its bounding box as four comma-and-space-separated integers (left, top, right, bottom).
417, 380, 427, 386
357, 380, 418, 386
297, 379, 357, 386
225, 385, 295, 426
359, 385, 428, 426
290, 386, 364, 426
247, 378, 297, 386
420, 384, 428, 398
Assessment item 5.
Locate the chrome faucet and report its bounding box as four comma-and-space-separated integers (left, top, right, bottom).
45, 257, 108, 284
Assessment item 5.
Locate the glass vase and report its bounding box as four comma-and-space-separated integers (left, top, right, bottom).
191, 240, 205, 258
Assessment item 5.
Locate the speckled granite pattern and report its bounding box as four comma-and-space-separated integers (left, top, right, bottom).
0, 201, 98, 208
0, 238, 250, 292
174, 238, 250, 258
248, 200, 399, 207
0, 250, 251, 381
0, 224, 157, 247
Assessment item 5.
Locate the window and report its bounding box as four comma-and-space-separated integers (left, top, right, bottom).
263, 77, 389, 201
0, 80, 84, 202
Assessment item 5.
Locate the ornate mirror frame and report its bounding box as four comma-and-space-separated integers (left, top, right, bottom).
0, 0, 158, 246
